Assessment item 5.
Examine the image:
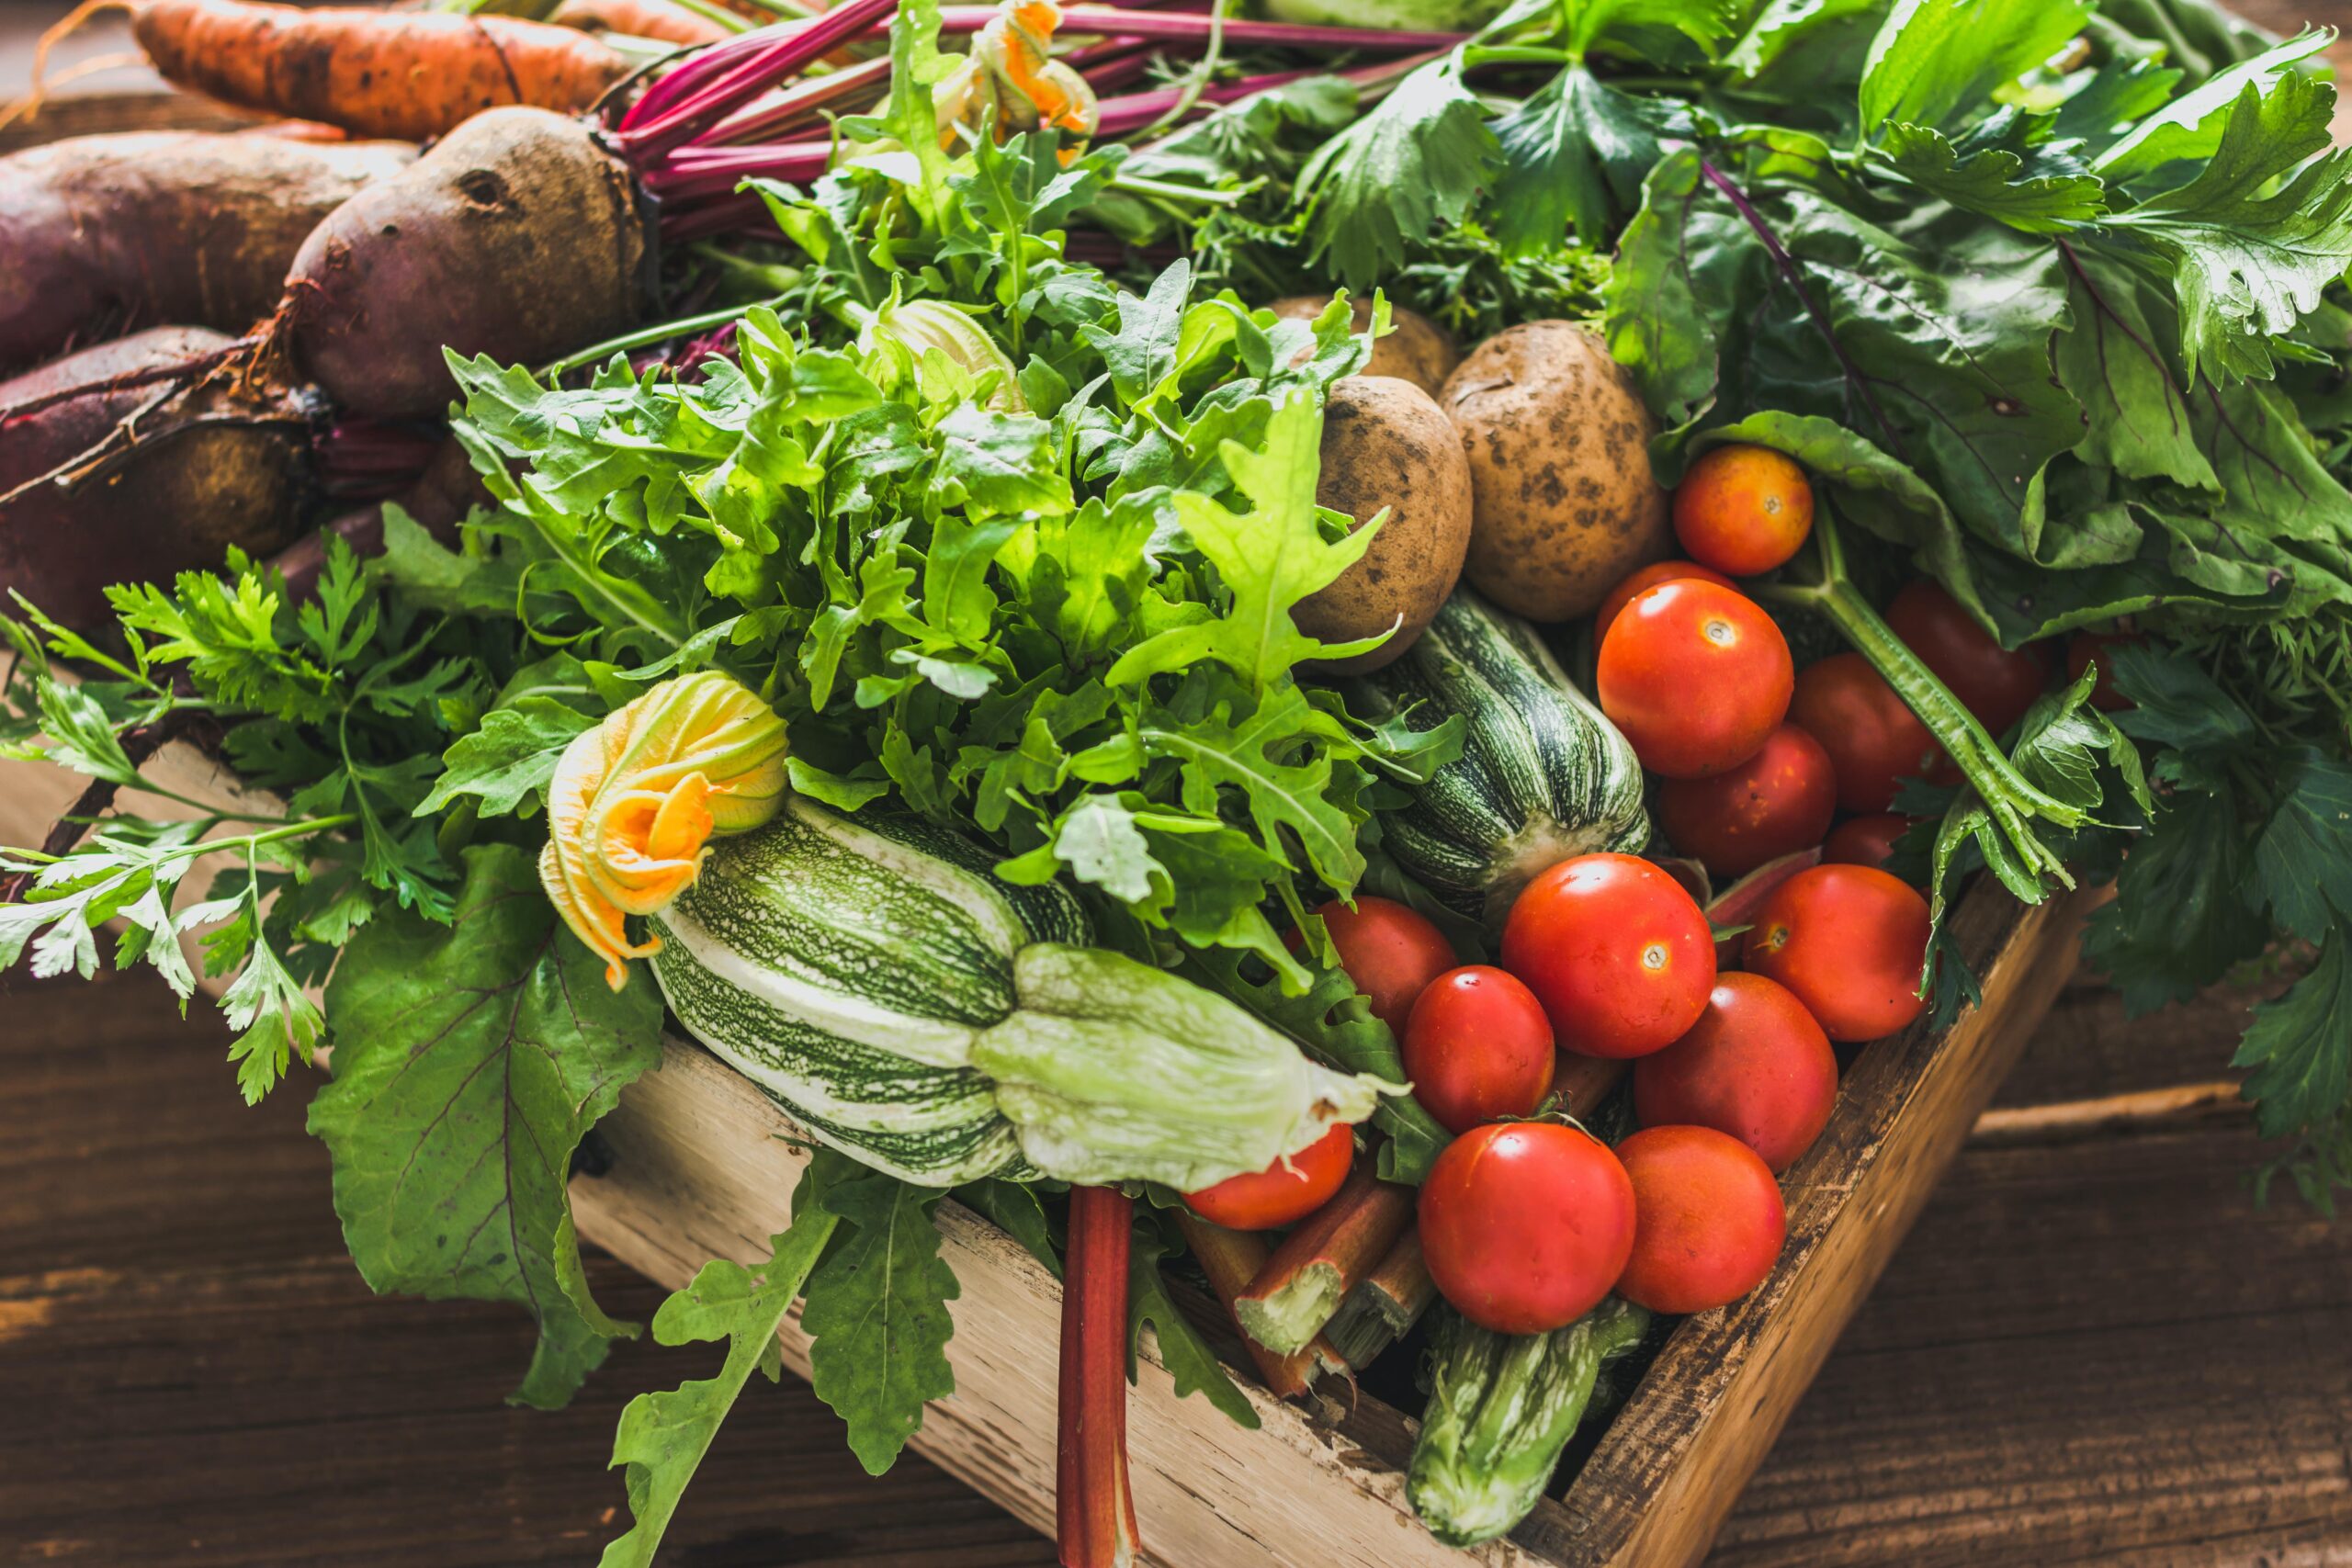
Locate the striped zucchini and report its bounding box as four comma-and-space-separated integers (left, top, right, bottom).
1345, 588, 1649, 928
650, 796, 1087, 1183
651, 796, 1384, 1188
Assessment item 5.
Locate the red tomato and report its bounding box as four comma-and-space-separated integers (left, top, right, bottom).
1653, 723, 1837, 878
1614, 1125, 1787, 1314
1403, 966, 1556, 1134
1745, 864, 1930, 1043
1499, 853, 1716, 1058
1182, 1122, 1353, 1231
1310, 897, 1455, 1036
2066, 630, 2141, 711
1598, 580, 1794, 779
1672, 445, 1815, 576
1595, 559, 1737, 641
1788, 653, 1942, 812
1634, 973, 1838, 1172
1883, 581, 2050, 737
1419, 1122, 1636, 1333
1822, 813, 1916, 874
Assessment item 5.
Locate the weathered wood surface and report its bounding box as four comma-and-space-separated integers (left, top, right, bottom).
7, 932, 2348, 1565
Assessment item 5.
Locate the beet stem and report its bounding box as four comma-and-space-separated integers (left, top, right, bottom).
618, 0, 899, 163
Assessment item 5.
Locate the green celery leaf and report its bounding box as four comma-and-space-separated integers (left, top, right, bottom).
1875, 122, 2106, 231
1490, 69, 1689, 254
2091, 29, 2331, 181
1296, 53, 1501, 290
1130, 1224, 1258, 1428
2231, 923, 2352, 1141
2253, 749, 2352, 943
310, 843, 664, 1409
597, 1154, 854, 1568
1859, 0, 2094, 132
415, 696, 598, 819
2098, 71, 2352, 383
804, 1169, 959, 1475
2080, 784, 2266, 1012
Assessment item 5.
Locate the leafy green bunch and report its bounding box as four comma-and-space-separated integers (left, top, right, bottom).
435, 50, 1459, 993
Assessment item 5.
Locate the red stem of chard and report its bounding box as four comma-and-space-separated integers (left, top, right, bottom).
1058, 1187, 1139, 1568
618, 0, 898, 164
701, 52, 893, 144
927, 6, 1463, 51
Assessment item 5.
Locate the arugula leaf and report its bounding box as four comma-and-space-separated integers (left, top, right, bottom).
598, 1153, 854, 1568
311, 843, 663, 1409
1129, 1223, 1258, 1428
803, 1169, 959, 1475
1108, 391, 1384, 689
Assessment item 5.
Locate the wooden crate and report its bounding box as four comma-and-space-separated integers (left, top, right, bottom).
0, 85, 2104, 1568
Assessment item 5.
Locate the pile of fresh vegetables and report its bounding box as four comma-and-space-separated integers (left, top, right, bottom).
6, 0, 2352, 1556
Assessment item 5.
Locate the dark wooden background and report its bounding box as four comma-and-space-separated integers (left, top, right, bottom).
6, 1, 2352, 1560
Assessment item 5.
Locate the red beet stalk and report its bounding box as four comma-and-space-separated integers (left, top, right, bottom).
928, 6, 1465, 51
617, 0, 899, 162
1058, 1187, 1140, 1568
1232, 1166, 1415, 1356
701, 53, 894, 144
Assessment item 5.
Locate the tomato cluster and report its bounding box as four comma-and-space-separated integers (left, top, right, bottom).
1182, 444, 2124, 1339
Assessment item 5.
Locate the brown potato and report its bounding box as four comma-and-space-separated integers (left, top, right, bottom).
1295, 376, 1475, 674
1441, 321, 1670, 623
1270, 296, 1459, 396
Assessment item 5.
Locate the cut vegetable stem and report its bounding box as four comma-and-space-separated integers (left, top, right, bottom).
1233, 1166, 1415, 1356
1323, 1226, 1434, 1368
1172, 1213, 1340, 1398
1058, 1187, 1140, 1568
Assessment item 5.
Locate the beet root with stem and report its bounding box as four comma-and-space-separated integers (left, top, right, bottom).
0, 327, 311, 631
280, 107, 650, 421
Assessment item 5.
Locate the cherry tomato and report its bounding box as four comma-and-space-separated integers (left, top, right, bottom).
1419, 1122, 1636, 1334
1595, 559, 1737, 641
1309, 897, 1455, 1036
1883, 581, 2050, 737
1822, 813, 1916, 874
1614, 1125, 1787, 1314
1672, 445, 1815, 577
1598, 580, 1794, 779
1403, 966, 1556, 1134
1788, 653, 1942, 812
1745, 864, 1931, 1043
1653, 723, 1837, 878
2066, 630, 2141, 711
1634, 973, 1838, 1172
1499, 853, 1716, 1058
1183, 1122, 1353, 1230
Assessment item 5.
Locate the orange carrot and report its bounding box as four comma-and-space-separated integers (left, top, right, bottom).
552, 0, 736, 49
123, 0, 631, 142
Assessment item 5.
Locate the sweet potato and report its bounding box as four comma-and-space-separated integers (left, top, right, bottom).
129, 0, 631, 142
0, 130, 414, 374
281, 107, 650, 420
0, 328, 308, 630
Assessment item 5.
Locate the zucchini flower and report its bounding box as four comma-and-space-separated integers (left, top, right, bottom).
857, 296, 1026, 412
977, 0, 1100, 141
540, 671, 789, 988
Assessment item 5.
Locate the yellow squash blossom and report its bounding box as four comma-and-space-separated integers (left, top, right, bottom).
978, 0, 1100, 142
540, 671, 789, 988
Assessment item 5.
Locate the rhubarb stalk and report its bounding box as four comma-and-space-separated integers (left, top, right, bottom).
1233, 1165, 1414, 1356
1058, 1186, 1140, 1568
1172, 1213, 1343, 1399
1323, 1227, 1435, 1369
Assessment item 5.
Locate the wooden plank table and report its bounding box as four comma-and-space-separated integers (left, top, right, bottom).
5, 962, 2346, 1566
